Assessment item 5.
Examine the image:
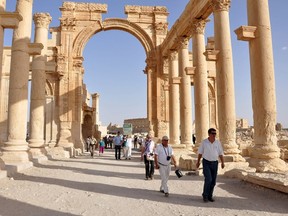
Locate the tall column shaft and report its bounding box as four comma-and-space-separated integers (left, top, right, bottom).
29, 13, 51, 157
178, 38, 192, 145
92, 93, 100, 125
1, 0, 33, 163
146, 69, 153, 134
212, 0, 242, 159
247, 0, 286, 172
168, 51, 180, 145
192, 19, 209, 150
0, 0, 6, 145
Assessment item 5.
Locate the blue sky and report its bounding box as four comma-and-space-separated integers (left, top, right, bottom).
4, 0, 288, 128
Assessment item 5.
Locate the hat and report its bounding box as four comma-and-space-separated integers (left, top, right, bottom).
162, 135, 169, 140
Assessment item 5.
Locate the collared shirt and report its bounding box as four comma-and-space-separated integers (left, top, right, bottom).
155, 144, 174, 166
113, 135, 122, 146
198, 138, 224, 161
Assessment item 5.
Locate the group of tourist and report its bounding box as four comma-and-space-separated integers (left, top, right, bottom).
85, 136, 105, 158
86, 128, 225, 202
139, 128, 224, 201
112, 131, 133, 160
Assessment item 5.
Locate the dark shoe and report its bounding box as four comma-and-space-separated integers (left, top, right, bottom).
149, 176, 154, 180
208, 197, 215, 202
203, 198, 208, 203
164, 193, 169, 197
160, 189, 164, 193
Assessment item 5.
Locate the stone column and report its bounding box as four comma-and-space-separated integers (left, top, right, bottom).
146, 68, 154, 135
28, 13, 52, 160
0, 0, 6, 145
1, 0, 38, 165
192, 19, 209, 151
178, 37, 192, 145
92, 93, 100, 125
168, 51, 180, 145
236, 0, 286, 172
212, 0, 243, 161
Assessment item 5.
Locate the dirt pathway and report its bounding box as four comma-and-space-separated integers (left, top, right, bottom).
0, 149, 287, 216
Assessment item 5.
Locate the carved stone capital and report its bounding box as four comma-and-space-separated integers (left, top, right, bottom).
192, 19, 209, 35
211, 0, 231, 12
33, 13, 52, 29
60, 17, 77, 31
73, 56, 84, 68
178, 37, 189, 50
169, 50, 178, 61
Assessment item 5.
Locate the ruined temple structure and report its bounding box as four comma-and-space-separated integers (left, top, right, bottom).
0, 0, 287, 181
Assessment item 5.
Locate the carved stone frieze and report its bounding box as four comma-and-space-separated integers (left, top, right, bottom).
33, 13, 52, 29
162, 57, 169, 75
125, 5, 167, 14
211, 0, 231, 12
155, 22, 168, 35
61, 2, 107, 12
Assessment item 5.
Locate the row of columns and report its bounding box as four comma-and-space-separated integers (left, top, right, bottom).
168, 1, 241, 160
0, 0, 52, 168
167, 0, 286, 172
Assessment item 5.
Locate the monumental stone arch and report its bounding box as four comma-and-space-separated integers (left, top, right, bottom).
0, 0, 287, 180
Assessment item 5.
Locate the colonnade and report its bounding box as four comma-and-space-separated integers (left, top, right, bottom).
0, 0, 286, 173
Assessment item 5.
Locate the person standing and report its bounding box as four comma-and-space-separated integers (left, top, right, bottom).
113, 131, 122, 160
155, 136, 177, 197
196, 128, 225, 203
141, 134, 155, 180
125, 135, 133, 160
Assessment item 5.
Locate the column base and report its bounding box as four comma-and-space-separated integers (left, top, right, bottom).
46, 147, 71, 159
247, 157, 288, 173
28, 147, 48, 163
224, 154, 246, 162
4, 162, 33, 176
1, 150, 30, 164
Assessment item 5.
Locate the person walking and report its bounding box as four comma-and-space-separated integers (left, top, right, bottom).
99, 137, 105, 156
141, 134, 155, 180
125, 135, 133, 160
89, 136, 97, 158
113, 131, 122, 160
196, 128, 225, 203
154, 136, 177, 197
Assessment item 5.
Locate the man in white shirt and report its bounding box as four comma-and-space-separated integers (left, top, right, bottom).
155, 136, 177, 197
196, 128, 225, 202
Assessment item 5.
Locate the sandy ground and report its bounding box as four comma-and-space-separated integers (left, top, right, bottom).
0, 149, 287, 216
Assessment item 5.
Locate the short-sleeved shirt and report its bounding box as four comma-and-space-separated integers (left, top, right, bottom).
155, 144, 174, 166
113, 135, 122, 146
198, 138, 224, 161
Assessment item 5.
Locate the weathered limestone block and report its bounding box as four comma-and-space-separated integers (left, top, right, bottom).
46, 147, 70, 159
179, 154, 197, 171
245, 173, 288, 194
278, 140, 288, 161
